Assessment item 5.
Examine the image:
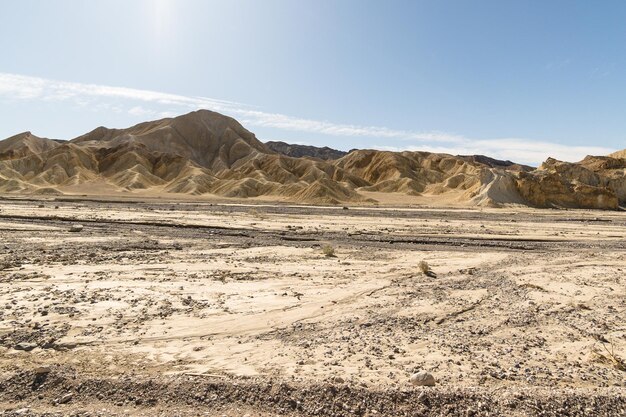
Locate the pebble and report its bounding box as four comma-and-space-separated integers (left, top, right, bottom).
409, 371, 436, 386
14, 342, 38, 351
69, 224, 84, 232
58, 393, 73, 404
34, 366, 51, 375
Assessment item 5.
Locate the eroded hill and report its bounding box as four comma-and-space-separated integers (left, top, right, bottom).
266, 141, 348, 160
0, 110, 624, 209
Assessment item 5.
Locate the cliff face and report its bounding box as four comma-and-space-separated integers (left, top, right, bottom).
0, 111, 624, 209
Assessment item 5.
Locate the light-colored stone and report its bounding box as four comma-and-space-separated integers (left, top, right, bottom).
58, 393, 73, 404
69, 224, 83, 232
409, 371, 436, 386
34, 366, 51, 375
15, 342, 37, 351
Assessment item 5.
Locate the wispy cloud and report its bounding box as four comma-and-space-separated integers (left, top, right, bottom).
236, 110, 465, 143
0, 72, 616, 164
375, 140, 613, 167
0, 73, 241, 110
0, 73, 461, 143
128, 105, 155, 117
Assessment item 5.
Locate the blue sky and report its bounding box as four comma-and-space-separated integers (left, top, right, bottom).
1, 0, 624, 164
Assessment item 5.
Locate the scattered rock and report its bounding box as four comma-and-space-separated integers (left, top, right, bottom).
34, 366, 51, 375
409, 371, 436, 386
14, 342, 38, 351
57, 393, 73, 404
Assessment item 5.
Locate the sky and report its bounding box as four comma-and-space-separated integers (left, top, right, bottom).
1, 0, 625, 165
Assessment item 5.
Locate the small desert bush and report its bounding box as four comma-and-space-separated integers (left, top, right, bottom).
592, 340, 626, 372
247, 208, 265, 219
519, 282, 547, 292
322, 244, 336, 257
418, 260, 437, 278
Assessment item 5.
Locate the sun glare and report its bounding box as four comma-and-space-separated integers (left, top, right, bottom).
152, 0, 174, 39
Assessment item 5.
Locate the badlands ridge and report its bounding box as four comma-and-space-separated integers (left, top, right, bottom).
0, 110, 624, 209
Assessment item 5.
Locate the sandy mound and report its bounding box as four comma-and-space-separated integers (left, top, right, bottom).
467, 169, 527, 207
292, 178, 370, 204
0, 177, 34, 193
30, 186, 64, 195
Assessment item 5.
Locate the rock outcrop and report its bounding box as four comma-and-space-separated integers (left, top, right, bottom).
266, 141, 348, 160
513, 157, 624, 210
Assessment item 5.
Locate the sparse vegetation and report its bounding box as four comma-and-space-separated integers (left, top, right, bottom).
519, 282, 547, 292
2, 197, 625, 414
418, 260, 437, 278
592, 340, 626, 372
213, 273, 227, 284
248, 208, 266, 220
322, 244, 336, 257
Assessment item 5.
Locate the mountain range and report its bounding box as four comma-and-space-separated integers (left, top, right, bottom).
0, 110, 624, 209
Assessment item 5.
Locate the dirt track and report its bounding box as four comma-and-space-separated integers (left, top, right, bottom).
1, 197, 625, 416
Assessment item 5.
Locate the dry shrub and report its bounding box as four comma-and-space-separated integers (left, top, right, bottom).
418, 260, 437, 278
322, 244, 336, 257
248, 208, 265, 219
519, 283, 547, 292
591, 340, 626, 372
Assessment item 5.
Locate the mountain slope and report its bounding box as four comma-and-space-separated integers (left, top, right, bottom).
72, 110, 271, 171
0, 110, 623, 209
457, 155, 533, 172
265, 141, 347, 160
0, 132, 61, 160
609, 149, 626, 159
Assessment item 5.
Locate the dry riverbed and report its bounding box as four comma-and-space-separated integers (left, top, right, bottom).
0, 196, 625, 416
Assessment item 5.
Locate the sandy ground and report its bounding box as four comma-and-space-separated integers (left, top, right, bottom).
0, 196, 625, 416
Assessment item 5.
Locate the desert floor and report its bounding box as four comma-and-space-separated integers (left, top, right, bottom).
0, 196, 625, 416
